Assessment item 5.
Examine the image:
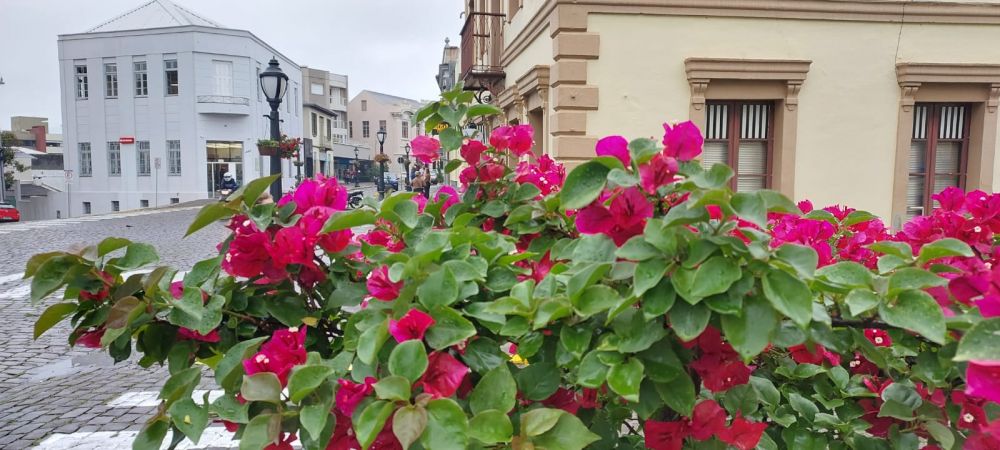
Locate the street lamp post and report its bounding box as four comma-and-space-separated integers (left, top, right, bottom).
353, 146, 360, 188
258, 58, 289, 201
400, 144, 411, 191
376, 129, 387, 200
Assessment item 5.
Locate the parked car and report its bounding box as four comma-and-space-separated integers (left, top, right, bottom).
0, 204, 20, 222
383, 173, 399, 192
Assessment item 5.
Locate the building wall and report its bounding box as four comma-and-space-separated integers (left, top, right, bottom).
58, 26, 301, 217
493, 0, 1000, 221
347, 91, 423, 178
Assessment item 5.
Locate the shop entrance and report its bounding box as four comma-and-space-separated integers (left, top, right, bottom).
206, 141, 243, 197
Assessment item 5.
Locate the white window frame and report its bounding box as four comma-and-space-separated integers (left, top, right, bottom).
164, 59, 179, 96
79, 142, 92, 176
213, 60, 233, 96
167, 140, 182, 175
108, 142, 121, 176
75, 64, 88, 99
137, 141, 151, 176
104, 63, 117, 98
134, 61, 148, 96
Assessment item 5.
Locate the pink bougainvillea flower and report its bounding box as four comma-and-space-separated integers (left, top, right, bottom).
419, 351, 469, 398
277, 174, 348, 214
242, 327, 307, 386
688, 399, 727, 440
298, 206, 353, 253
264, 432, 297, 450
459, 166, 478, 187
797, 200, 814, 214
966, 360, 1000, 403
411, 135, 442, 164
460, 139, 487, 165
367, 265, 403, 301
79, 271, 114, 302
335, 377, 376, 416
577, 188, 653, 246
514, 155, 566, 196
508, 124, 535, 156
358, 229, 404, 253
222, 218, 280, 279
788, 343, 841, 366
644, 420, 689, 450
864, 329, 892, 347
595, 135, 631, 166
479, 162, 506, 183
719, 416, 768, 450
242, 352, 295, 385
434, 185, 460, 216
270, 226, 316, 269
686, 326, 753, 392
177, 327, 221, 343
388, 309, 435, 343
933, 186, 968, 212
75, 328, 105, 348
576, 202, 615, 235
489, 125, 513, 150
662, 121, 703, 161
847, 352, 880, 375
639, 153, 679, 194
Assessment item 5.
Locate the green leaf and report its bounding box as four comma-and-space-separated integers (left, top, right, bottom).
469, 410, 513, 444
514, 182, 542, 201
878, 382, 923, 420
616, 236, 660, 261
357, 319, 389, 365
888, 268, 947, 296
577, 351, 608, 388
30, 255, 79, 304
215, 337, 268, 391
917, 238, 974, 264
560, 160, 612, 210
239, 413, 279, 450
607, 358, 644, 403
689, 256, 742, 299
470, 364, 517, 415
168, 398, 209, 444
629, 137, 660, 164
421, 399, 469, 450
321, 209, 376, 233
758, 189, 800, 214
845, 289, 880, 316
955, 317, 1000, 361
732, 192, 767, 227
668, 301, 710, 341
288, 365, 336, 403
374, 375, 412, 402
817, 261, 873, 289
788, 392, 819, 422
924, 421, 955, 450
639, 340, 683, 383
388, 339, 429, 382
159, 367, 201, 406
521, 408, 563, 436
97, 237, 132, 256
466, 103, 501, 119
241, 372, 282, 403
355, 401, 395, 450
573, 234, 618, 263
299, 381, 334, 441
393, 405, 428, 450
425, 306, 476, 350
517, 362, 561, 401
34, 302, 77, 339
763, 269, 813, 327
417, 268, 459, 309
444, 158, 463, 174
615, 311, 668, 353
240, 174, 280, 207
869, 241, 914, 260
879, 290, 946, 344
440, 128, 463, 150
532, 413, 602, 450
690, 163, 733, 189
132, 419, 169, 450
573, 284, 620, 318
185, 202, 237, 237
642, 279, 676, 320
775, 244, 819, 279
721, 295, 778, 359
655, 372, 696, 416
560, 325, 592, 358
634, 258, 668, 296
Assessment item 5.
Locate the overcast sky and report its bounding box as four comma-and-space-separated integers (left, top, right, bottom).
0, 0, 464, 133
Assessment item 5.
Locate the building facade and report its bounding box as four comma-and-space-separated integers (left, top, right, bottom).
437, 38, 460, 92
347, 91, 425, 179
58, 0, 302, 217
461, 0, 1000, 226
300, 67, 371, 182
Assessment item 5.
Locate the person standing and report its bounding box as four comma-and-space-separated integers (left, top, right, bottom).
411, 164, 426, 196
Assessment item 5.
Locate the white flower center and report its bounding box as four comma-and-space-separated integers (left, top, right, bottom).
255, 354, 269, 364
975, 226, 983, 233
288, 327, 299, 333
874, 337, 884, 345
850, 360, 860, 368
964, 413, 975, 423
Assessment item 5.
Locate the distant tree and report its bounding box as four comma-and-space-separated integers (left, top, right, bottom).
0, 131, 27, 191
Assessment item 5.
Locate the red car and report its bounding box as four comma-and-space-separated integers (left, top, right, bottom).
0, 204, 20, 222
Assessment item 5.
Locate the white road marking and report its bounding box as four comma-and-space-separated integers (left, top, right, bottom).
35, 426, 248, 449
0, 206, 202, 234
107, 390, 223, 408
0, 273, 24, 285
0, 284, 30, 300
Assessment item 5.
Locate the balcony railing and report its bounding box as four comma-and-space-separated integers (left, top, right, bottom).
460, 5, 505, 91
197, 95, 250, 106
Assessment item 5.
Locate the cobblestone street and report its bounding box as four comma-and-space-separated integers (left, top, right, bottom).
0, 204, 230, 449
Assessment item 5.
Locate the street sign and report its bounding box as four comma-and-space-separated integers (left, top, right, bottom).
154, 157, 161, 169
119, 136, 135, 144
64, 170, 74, 180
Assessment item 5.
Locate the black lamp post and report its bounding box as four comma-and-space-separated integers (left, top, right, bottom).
376, 129, 387, 200
400, 144, 411, 191
258, 58, 289, 201
353, 146, 360, 188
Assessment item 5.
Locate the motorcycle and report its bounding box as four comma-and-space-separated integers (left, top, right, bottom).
216, 188, 233, 201
348, 190, 364, 209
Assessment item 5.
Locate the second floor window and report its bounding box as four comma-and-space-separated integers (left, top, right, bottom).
312, 113, 318, 137
104, 63, 117, 98
213, 61, 233, 96
907, 103, 970, 218
379, 120, 387, 132
79, 143, 92, 176
362, 100, 367, 111
75, 65, 88, 99
134, 61, 148, 96
327, 118, 332, 138
137, 141, 151, 176
349, 121, 353, 139
363, 121, 370, 138
164, 59, 179, 95
703, 101, 773, 192
107, 142, 121, 176
167, 140, 181, 175
402, 121, 409, 139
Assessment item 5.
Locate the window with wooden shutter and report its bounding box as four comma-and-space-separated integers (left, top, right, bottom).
704, 101, 773, 192
907, 103, 969, 218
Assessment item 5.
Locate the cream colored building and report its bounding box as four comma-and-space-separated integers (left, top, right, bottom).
347, 91, 425, 178
461, 0, 1000, 226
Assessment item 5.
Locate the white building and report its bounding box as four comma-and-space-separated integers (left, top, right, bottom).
57, 0, 302, 216
301, 67, 372, 182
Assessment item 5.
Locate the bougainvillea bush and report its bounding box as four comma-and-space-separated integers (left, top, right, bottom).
25, 86, 1000, 450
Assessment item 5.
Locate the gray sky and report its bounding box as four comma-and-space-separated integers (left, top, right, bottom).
0, 0, 464, 133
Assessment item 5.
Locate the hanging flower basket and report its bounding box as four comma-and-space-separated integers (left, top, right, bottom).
257, 136, 301, 159
257, 142, 279, 156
